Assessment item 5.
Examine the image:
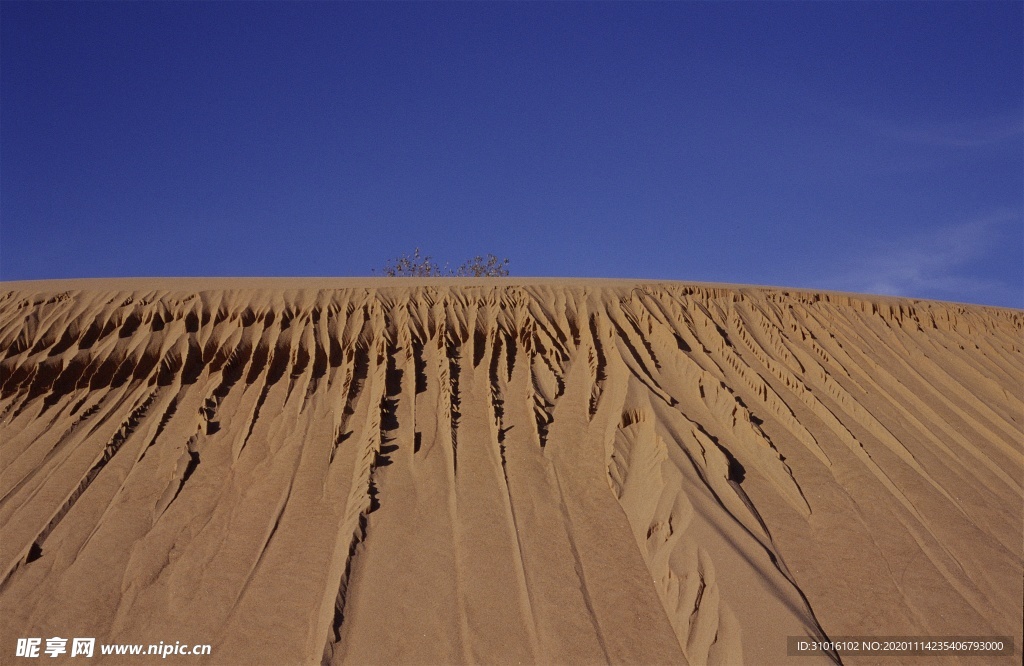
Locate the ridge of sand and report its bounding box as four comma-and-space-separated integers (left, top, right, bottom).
1, 279, 1020, 665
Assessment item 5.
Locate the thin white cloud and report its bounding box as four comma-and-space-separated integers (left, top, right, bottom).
832, 210, 1022, 307
851, 112, 1024, 148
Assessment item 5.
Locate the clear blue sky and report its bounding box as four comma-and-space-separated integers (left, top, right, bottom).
2, 1, 1021, 307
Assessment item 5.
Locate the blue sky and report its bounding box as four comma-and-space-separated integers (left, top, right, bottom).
2, 1, 1021, 307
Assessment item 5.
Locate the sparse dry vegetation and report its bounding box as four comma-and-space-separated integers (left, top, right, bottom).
376, 248, 510, 277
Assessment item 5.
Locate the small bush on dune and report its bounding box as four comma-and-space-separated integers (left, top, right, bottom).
455, 254, 510, 277
377, 248, 445, 277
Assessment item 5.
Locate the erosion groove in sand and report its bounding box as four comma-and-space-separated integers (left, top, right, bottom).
0, 279, 1020, 665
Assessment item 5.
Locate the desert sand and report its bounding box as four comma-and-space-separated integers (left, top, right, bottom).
0, 278, 1020, 665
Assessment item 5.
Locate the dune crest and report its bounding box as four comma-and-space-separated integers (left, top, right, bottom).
1, 279, 1020, 664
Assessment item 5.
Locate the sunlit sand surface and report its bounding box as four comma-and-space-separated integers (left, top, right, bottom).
1, 279, 1020, 664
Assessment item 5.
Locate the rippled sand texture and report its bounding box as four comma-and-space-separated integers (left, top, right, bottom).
1, 280, 1021, 665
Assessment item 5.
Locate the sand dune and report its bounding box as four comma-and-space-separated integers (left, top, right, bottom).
0, 278, 1020, 665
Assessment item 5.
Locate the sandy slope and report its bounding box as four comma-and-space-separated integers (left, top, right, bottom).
0, 278, 1020, 665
